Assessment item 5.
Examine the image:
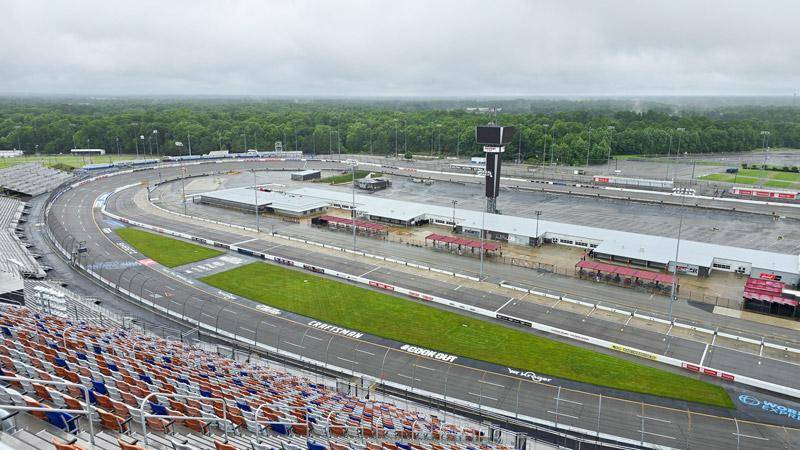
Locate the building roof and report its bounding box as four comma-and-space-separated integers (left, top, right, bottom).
287, 186, 800, 276
70, 148, 105, 153
200, 187, 329, 213
292, 170, 320, 176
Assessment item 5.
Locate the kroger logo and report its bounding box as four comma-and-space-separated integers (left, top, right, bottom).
738, 395, 800, 421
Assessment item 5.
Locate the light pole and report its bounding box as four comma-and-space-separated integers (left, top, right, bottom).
668, 193, 686, 321
180, 166, 188, 216
436, 124, 442, 156
541, 124, 548, 167
243, 133, 248, 152
675, 128, 685, 180
585, 127, 592, 168
666, 132, 673, 180
479, 207, 486, 280
516, 127, 523, 164
346, 159, 359, 253
115, 137, 120, 158
606, 126, 615, 168
153, 130, 159, 157
139, 135, 145, 158
252, 169, 260, 232
451, 200, 457, 227
534, 210, 541, 246
369, 128, 373, 155
394, 120, 399, 158
761, 130, 771, 165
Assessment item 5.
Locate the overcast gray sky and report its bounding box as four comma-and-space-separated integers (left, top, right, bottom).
2, 0, 798, 96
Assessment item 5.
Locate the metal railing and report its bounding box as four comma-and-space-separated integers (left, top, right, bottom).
0, 375, 95, 445
138, 392, 230, 447
253, 403, 310, 438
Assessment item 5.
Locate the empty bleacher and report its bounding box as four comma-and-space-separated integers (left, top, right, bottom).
0, 163, 74, 197
0, 196, 44, 278
24, 280, 126, 327
0, 304, 529, 450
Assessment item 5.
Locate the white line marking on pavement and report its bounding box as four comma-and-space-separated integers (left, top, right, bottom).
355, 349, 375, 356
337, 357, 359, 365
641, 431, 675, 440
240, 327, 255, 334
547, 411, 579, 420
469, 392, 498, 401
637, 415, 671, 423
453, 285, 462, 291
495, 298, 515, 313
282, 341, 304, 349
699, 343, 709, 366
305, 335, 324, 341
397, 374, 422, 382
479, 380, 505, 388
359, 266, 382, 277
412, 364, 436, 371
232, 238, 257, 246
201, 312, 215, 319
732, 433, 769, 441
554, 398, 582, 406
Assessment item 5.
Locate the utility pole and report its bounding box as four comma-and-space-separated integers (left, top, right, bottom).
187, 134, 192, 156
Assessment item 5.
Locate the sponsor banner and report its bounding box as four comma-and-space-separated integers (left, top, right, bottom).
303, 264, 324, 274
399, 344, 458, 362
308, 320, 363, 339
611, 344, 658, 361
507, 367, 552, 383
273, 257, 295, 267
496, 313, 533, 328
738, 395, 800, 422
408, 291, 434, 301
369, 281, 395, 291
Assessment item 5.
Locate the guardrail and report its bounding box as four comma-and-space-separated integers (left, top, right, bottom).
100, 186, 800, 400
43, 158, 800, 450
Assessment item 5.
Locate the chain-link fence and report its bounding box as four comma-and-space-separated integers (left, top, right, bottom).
41, 173, 800, 450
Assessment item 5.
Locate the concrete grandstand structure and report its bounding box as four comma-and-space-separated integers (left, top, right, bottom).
0, 304, 523, 450
0, 163, 74, 197
0, 197, 44, 279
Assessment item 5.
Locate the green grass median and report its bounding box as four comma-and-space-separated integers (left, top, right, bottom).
201, 261, 733, 408
316, 170, 382, 184
116, 227, 223, 267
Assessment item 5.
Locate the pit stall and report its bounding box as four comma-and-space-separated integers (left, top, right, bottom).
311, 215, 388, 237
425, 233, 501, 257
576, 260, 675, 295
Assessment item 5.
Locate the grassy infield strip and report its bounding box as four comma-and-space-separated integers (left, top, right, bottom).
117, 227, 733, 408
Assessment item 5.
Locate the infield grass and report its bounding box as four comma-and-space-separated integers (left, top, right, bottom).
116, 227, 223, 267
0, 154, 142, 170
201, 261, 734, 408
316, 170, 382, 184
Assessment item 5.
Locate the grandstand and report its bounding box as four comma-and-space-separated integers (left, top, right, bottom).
0, 163, 74, 197
0, 197, 44, 279
0, 304, 537, 450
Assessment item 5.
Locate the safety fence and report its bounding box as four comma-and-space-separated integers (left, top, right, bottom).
41, 160, 800, 450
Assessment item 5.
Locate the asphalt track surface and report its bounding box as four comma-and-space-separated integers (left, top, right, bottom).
47, 160, 800, 449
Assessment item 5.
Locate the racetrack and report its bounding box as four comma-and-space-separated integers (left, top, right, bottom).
45, 158, 800, 449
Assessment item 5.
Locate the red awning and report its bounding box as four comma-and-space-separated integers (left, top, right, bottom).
743, 277, 797, 306
425, 233, 500, 251
575, 260, 674, 284
319, 215, 387, 231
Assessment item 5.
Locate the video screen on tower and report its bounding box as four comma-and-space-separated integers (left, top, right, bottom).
475, 125, 515, 145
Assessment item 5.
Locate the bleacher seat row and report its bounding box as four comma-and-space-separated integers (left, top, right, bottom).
0, 305, 512, 450
0, 163, 74, 197
0, 196, 44, 278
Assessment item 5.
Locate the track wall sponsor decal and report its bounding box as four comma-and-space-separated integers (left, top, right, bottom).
507, 368, 552, 383
399, 344, 458, 362
308, 320, 364, 339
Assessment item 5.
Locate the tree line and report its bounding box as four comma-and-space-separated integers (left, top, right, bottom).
1, 98, 799, 165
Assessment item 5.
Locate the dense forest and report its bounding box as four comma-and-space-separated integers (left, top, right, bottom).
2, 97, 800, 165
